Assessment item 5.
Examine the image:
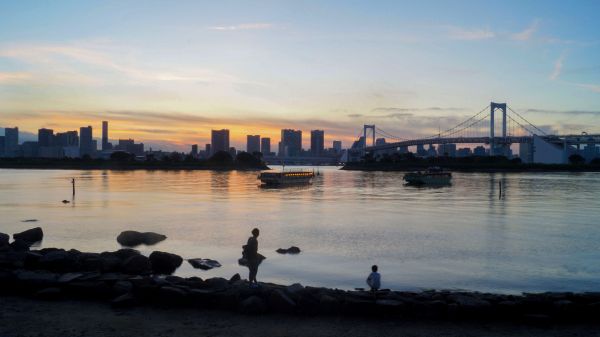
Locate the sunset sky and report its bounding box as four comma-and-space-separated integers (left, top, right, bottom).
1, 1, 599, 151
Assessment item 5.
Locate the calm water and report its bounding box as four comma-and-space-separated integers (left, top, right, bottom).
1, 167, 599, 294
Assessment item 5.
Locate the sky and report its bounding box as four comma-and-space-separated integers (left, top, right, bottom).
1, 0, 599, 151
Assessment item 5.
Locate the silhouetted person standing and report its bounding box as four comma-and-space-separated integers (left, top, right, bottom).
245, 228, 260, 287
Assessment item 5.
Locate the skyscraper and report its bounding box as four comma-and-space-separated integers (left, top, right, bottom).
333, 140, 342, 153
4, 127, 18, 157
0, 136, 5, 157
311, 130, 324, 156
246, 135, 260, 154
55, 131, 79, 146
38, 128, 54, 147
79, 126, 93, 157
191, 144, 198, 156
280, 129, 302, 157
261, 137, 271, 155
211, 129, 230, 154
102, 121, 110, 150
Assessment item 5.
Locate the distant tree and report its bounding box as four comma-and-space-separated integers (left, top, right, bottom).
590, 157, 600, 165
236, 151, 262, 166
510, 157, 522, 164
169, 152, 183, 162
251, 151, 263, 160
568, 154, 585, 165
184, 154, 196, 162
110, 151, 134, 161
209, 151, 234, 165
81, 154, 92, 161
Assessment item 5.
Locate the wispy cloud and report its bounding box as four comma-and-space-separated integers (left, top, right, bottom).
511, 19, 540, 41
208, 23, 274, 31
550, 53, 566, 80
445, 26, 495, 40
574, 83, 600, 93
0, 71, 31, 83
525, 108, 600, 116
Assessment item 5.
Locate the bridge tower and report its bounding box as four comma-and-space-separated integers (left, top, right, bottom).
489, 102, 507, 156
363, 124, 375, 154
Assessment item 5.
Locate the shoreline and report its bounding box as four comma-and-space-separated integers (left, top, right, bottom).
341, 163, 600, 173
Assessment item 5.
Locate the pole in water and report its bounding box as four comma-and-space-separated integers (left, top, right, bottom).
498, 181, 502, 199
72, 178, 75, 197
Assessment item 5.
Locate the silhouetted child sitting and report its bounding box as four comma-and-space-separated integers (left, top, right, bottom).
366, 265, 381, 298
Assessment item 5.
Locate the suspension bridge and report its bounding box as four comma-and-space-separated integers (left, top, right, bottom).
352, 102, 600, 163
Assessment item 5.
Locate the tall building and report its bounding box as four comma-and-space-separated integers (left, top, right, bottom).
261, 137, 271, 155
4, 127, 19, 157
0, 136, 5, 157
310, 130, 324, 156
438, 143, 457, 157
191, 144, 198, 156
333, 140, 342, 153
473, 146, 487, 156
38, 128, 54, 147
246, 135, 260, 154
280, 129, 302, 157
55, 131, 79, 147
205, 144, 212, 156
79, 126, 93, 156
375, 138, 386, 146
211, 129, 230, 154
102, 121, 111, 150
116, 139, 144, 155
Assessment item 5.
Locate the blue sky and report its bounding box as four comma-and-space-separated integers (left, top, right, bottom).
0, 0, 599, 150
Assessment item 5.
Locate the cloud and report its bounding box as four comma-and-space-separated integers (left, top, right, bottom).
550, 53, 565, 80
574, 83, 600, 93
208, 23, 274, 31
347, 114, 363, 118
512, 19, 540, 41
0, 72, 31, 83
525, 108, 600, 116
445, 26, 495, 40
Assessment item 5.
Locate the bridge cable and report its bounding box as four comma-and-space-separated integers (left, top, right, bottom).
507, 106, 547, 135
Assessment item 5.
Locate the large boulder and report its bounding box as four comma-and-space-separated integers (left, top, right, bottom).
13, 227, 43, 244
121, 254, 151, 274
188, 258, 221, 270
149, 251, 183, 274
38, 250, 77, 272
268, 289, 297, 313
116, 231, 166, 247
0, 233, 9, 247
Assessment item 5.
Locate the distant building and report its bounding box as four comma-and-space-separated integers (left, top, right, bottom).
0, 136, 5, 157
4, 127, 19, 157
261, 137, 271, 155
102, 121, 111, 150
310, 130, 324, 156
191, 144, 198, 156
246, 135, 260, 154
333, 140, 342, 153
416, 144, 427, 157
21, 141, 39, 158
456, 147, 472, 157
205, 144, 212, 157
55, 131, 79, 147
437, 143, 456, 157
427, 144, 437, 157
375, 138, 386, 146
211, 129, 230, 154
473, 146, 486, 156
229, 147, 237, 157
79, 126, 93, 157
280, 129, 302, 157
518, 142, 533, 163
38, 128, 54, 147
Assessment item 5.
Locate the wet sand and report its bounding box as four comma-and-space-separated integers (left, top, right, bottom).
1, 296, 598, 337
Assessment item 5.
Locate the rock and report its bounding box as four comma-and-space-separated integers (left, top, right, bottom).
276, 246, 301, 254
268, 289, 297, 313
58, 272, 84, 283
100, 255, 122, 272
149, 251, 183, 274
15, 270, 58, 286
111, 292, 137, 308
0, 251, 27, 268
286, 283, 305, 297
319, 294, 340, 314
121, 254, 151, 274
113, 248, 141, 260
0, 233, 9, 247
448, 294, 491, 309
38, 250, 76, 272
21, 219, 38, 222
239, 295, 267, 315
13, 227, 43, 244
204, 277, 229, 290
229, 273, 241, 283
112, 281, 133, 295
188, 258, 221, 270
34, 287, 62, 300
116, 231, 166, 247
9, 239, 30, 251
62, 200, 70, 204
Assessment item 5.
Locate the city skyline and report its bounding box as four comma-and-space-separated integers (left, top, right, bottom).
1, 1, 600, 151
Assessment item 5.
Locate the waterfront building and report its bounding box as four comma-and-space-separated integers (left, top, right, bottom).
0, 136, 4, 157
457, 147, 472, 157
102, 121, 112, 150
333, 140, 342, 153
280, 129, 302, 157
473, 145, 487, 156
261, 137, 271, 155
21, 141, 39, 158
4, 127, 19, 157
229, 147, 237, 157
437, 143, 457, 157
247, 135, 260, 154
116, 138, 144, 155
205, 144, 212, 156
311, 130, 324, 156
191, 144, 198, 156
375, 138, 386, 146
79, 126, 93, 157
211, 129, 230, 154
416, 144, 427, 157
427, 144, 437, 157
55, 131, 79, 147
38, 128, 54, 147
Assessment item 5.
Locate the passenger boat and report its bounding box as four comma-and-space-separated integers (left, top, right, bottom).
258, 170, 315, 186
403, 167, 452, 185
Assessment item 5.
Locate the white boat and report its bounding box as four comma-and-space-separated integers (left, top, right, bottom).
403, 167, 452, 185
258, 170, 315, 186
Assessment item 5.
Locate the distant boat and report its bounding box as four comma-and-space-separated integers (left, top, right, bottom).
258, 170, 315, 186
403, 167, 452, 185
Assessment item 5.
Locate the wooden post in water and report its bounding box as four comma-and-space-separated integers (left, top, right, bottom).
72, 178, 75, 197
498, 181, 502, 199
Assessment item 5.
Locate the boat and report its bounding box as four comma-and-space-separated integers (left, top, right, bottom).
258, 170, 315, 186
403, 167, 452, 185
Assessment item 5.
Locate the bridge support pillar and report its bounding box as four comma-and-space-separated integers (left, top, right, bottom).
490, 102, 507, 156
363, 124, 375, 156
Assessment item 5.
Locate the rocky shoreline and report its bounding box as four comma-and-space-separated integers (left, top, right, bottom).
2, 229, 600, 323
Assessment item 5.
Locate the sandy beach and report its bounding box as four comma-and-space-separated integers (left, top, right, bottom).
1, 296, 598, 337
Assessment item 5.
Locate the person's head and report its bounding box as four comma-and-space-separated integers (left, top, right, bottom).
251, 228, 260, 237
371, 265, 378, 272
